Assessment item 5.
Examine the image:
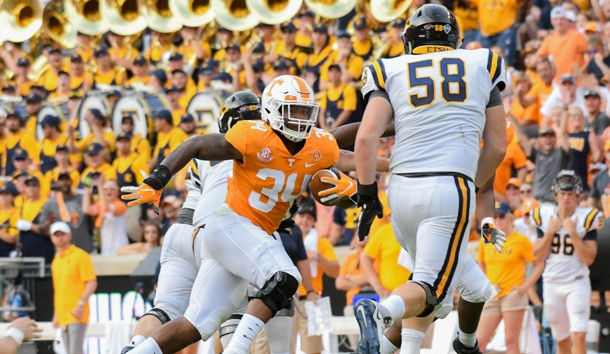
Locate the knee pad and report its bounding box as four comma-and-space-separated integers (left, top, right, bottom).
219, 314, 242, 349
250, 271, 299, 314
140, 307, 170, 324
275, 298, 295, 317
411, 281, 439, 318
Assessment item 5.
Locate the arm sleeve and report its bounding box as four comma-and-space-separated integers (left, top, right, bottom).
224, 121, 251, 155
583, 230, 598, 241
486, 86, 503, 108
80, 254, 97, 281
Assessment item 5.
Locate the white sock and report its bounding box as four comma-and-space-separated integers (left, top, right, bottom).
458, 329, 477, 348
224, 314, 265, 354
129, 338, 162, 354
400, 328, 425, 354
380, 334, 400, 354
380, 295, 406, 321
130, 335, 146, 347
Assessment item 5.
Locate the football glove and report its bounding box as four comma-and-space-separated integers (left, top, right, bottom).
481, 217, 507, 253
121, 184, 163, 215
357, 181, 384, 241
318, 167, 357, 205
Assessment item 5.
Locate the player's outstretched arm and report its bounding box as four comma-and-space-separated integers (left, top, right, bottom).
159, 134, 242, 175
475, 105, 507, 188
334, 150, 390, 173
355, 96, 393, 240
330, 122, 395, 149
122, 134, 242, 210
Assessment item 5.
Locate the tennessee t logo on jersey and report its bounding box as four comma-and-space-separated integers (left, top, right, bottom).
257, 147, 273, 163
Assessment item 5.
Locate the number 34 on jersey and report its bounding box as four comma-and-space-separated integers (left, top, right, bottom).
224, 120, 340, 234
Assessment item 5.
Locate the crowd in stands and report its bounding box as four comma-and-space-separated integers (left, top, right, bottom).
2, 0, 610, 351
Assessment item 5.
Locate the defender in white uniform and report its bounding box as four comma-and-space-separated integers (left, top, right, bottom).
352, 4, 508, 354
533, 170, 601, 354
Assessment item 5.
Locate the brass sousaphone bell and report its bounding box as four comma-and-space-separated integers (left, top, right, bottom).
303, 0, 357, 19
370, 0, 411, 22
211, 0, 259, 32
64, 0, 109, 35
246, 0, 303, 25
170, 0, 215, 28
42, 0, 78, 49
0, 0, 43, 43
141, 0, 182, 33
101, 0, 147, 35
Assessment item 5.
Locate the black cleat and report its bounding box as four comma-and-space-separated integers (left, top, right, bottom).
353, 299, 391, 354
121, 345, 135, 354
452, 338, 482, 354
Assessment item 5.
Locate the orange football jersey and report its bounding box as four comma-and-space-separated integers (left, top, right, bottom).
225, 120, 340, 234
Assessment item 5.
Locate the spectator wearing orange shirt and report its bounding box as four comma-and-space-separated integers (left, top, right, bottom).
515, 59, 556, 137
494, 131, 528, 199
537, 7, 587, 82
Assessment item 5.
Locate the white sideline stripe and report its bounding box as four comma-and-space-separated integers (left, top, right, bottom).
0, 317, 358, 341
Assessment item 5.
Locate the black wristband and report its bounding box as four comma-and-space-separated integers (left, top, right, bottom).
145, 165, 172, 189
357, 181, 378, 196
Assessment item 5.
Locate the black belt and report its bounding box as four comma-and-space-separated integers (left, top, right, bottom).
396, 172, 473, 183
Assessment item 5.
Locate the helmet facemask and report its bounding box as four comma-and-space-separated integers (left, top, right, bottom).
264, 96, 319, 142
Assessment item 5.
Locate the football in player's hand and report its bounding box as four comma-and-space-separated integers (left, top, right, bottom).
309, 169, 356, 209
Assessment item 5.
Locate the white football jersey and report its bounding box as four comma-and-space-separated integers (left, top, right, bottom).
192, 160, 233, 227
183, 159, 209, 211
533, 205, 603, 282
361, 48, 507, 179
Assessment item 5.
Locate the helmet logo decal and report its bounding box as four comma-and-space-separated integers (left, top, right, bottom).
266, 79, 285, 96
293, 77, 311, 100
443, 24, 451, 34
257, 147, 274, 163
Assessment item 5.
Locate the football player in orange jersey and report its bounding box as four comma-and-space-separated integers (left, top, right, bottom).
122, 75, 373, 354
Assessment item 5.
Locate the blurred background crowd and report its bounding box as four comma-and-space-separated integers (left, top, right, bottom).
2, 0, 610, 352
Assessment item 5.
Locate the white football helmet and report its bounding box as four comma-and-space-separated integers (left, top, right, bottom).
261, 75, 319, 142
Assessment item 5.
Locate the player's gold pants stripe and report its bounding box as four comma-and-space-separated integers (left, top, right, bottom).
433, 176, 470, 301
533, 207, 541, 226
191, 227, 200, 255
585, 208, 600, 230
190, 159, 200, 179
372, 61, 386, 89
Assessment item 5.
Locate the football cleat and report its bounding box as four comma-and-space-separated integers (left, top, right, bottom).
353, 299, 391, 354
452, 338, 482, 354
120, 345, 135, 354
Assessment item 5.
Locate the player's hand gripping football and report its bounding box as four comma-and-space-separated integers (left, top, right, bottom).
481, 217, 507, 253
317, 167, 357, 205
357, 181, 384, 241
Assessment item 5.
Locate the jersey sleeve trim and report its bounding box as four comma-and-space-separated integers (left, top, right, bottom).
370, 60, 387, 90
487, 52, 500, 84
584, 208, 601, 230
190, 159, 200, 181
532, 207, 542, 227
